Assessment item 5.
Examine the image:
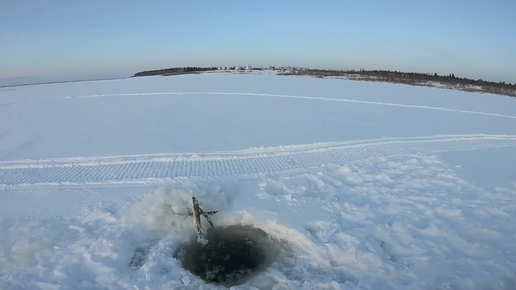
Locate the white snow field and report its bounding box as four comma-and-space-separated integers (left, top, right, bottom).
1, 72, 516, 290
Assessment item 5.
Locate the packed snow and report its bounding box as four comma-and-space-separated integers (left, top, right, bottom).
1, 72, 515, 290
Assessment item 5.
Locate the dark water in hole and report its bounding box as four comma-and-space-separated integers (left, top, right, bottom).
174, 225, 281, 287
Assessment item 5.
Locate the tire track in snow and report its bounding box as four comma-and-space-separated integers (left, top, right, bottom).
0, 134, 515, 190
1, 91, 516, 120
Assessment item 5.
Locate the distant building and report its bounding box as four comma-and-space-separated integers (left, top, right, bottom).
235, 66, 243, 70
244, 65, 252, 71
269, 66, 276, 70
218, 67, 223, 70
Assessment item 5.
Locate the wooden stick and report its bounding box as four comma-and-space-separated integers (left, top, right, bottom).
192, 197, 204, 240
187, 210, 218, 217
202, 212, 215, 227
191, 197, 218, 243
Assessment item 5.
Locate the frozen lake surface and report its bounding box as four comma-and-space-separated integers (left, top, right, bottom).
1, 72, 515, 289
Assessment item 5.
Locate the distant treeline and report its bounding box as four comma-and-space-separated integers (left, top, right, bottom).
133, 67, 217, 77
280, 69, 516, 97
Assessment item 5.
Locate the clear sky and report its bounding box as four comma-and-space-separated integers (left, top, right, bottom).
1, 0, 515, 83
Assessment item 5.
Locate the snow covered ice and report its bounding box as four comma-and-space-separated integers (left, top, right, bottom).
1, 72, 516, 289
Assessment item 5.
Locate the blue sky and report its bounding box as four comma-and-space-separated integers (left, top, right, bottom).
1, 0, 515, 83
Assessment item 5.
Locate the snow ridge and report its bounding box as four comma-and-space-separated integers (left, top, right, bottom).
1, 134, 515, 189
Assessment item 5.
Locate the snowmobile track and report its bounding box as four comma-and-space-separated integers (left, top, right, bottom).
0, 134, 515, 190
2, 91, 516, 120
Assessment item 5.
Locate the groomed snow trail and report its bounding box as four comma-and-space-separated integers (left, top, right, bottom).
1, 134, 515, 189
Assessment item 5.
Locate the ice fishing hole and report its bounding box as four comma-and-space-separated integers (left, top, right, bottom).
174, 225, 282, 287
